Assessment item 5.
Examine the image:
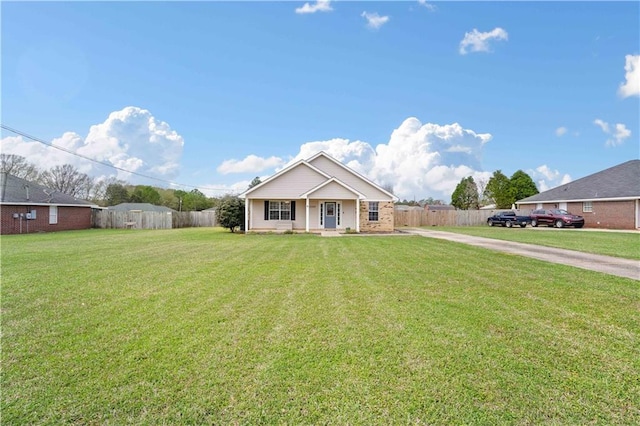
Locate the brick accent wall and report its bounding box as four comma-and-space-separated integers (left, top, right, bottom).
1, 205, 92, 235
537, 201, 637, 230
359, 201, 394, 232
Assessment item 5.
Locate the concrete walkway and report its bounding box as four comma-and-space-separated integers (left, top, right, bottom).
401, 228, 640, 281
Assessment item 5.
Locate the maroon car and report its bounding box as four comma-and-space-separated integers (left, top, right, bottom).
530, 209, 585, 228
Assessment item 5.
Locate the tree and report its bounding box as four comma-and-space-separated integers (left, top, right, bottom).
105, 183, 130, 205
177, 188, 212, 211
130, 185, 162, 205
0, 154, 40, 181
510, 170, 539, 202
217, 195, 245, 232
39, 164, 93, 198
451, 176, 480, 210
484, 170, 513, 209
248, 177, 262, 189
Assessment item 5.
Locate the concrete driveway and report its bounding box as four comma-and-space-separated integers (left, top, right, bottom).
401, 228, 640, 281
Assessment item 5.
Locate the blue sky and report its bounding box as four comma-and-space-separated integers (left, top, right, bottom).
2, 1, 638, 201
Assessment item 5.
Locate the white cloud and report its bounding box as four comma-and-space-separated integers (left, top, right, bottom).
217, 154, 284, 175
0, 106, 184, 182
275, 117, 492, 201
555, 127, 568, 137
361, 11, 390, 30
417, 0, 437, 11
618, 54, 640, 98
459, 27, 508, 55
295, 0, 332, 14
530, 165, 572, 192
594, 118, 631, 146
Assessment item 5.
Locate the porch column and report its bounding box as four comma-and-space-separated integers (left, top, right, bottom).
356, 197, 360, 232
305, 197, 310, 232
244, 199, 249, 231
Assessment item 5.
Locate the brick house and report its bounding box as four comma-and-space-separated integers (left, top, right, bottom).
516, 160, 640, 230
1, 173, 98, 235
240, 152, 397, 233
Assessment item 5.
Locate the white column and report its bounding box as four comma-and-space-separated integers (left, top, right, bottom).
305, 197, 310, 232
356, 198, 360, 232
244, 199, 249, 231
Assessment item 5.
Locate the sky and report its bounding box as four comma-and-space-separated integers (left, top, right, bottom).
1, 0, 639, 202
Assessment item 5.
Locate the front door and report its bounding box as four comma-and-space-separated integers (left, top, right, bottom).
325, 202, 336, 229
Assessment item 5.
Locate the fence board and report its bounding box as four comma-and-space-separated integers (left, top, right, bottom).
394, 208, 532, 227
92, 210, 217, 229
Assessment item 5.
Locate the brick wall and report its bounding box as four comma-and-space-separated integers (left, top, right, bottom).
1, 205, 93, 235
359, 201, 394, 232
538, 201, 637, 230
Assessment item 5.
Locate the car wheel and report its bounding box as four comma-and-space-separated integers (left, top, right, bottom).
506, 221, 513, 228
487, 220, 494, 227
531, 219, 538, 227
555, 220, 564, 228
520, 223, 526, 228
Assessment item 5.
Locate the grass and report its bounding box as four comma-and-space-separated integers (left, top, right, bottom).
420, 225, 640, 260
2, 228, 639, 424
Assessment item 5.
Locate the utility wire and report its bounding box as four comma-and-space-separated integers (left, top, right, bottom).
0, 124, 235, 192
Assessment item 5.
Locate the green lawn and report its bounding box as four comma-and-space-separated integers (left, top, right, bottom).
419, 226, 640, 260
2, 228, 639, 424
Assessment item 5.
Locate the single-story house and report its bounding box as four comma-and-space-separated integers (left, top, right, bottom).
107, 203, 176, 213
0, 173, 98, 235
516, 159, 640, 230
239, 151, 397, 232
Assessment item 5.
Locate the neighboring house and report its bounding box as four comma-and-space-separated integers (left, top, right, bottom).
107, 203, 176, 213
424, 204, 456, 212
240, 152, 397, 232
516, 159, 640, 230
0, 173, 98, 235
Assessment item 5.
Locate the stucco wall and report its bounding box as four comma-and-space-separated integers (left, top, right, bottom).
359, 201, 394, 232
1, 205, 92, 235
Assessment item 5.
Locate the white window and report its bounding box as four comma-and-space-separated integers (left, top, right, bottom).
269, 201, 291, 220
368, 202, 379, 221
49, 206, 58, 224
583, 201, 593, 213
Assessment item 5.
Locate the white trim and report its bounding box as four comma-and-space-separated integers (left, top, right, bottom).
518, 196, 640, 205
240, 160, 331, 198
305, 197, 310, 232
300, 177, 365, 199
307, 151, 398, 201
244, 199, 249, 231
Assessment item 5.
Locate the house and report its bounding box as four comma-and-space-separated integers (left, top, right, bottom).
0, 173, 98, 235
424, 204, 456, 212
240, 152, 397, 233
107, 203, 176, 213
516, 159, 640, 230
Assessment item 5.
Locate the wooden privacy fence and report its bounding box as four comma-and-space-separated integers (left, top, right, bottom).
394, 208, 532, 227
92, 210, 217, 230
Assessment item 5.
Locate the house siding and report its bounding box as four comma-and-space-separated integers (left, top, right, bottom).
359, 201, 394, 232
534, 201, 637, 230
1, 205, 92, 235
248, 164, 328, 199
307, 181, 358, 199
309, 156, 391, 200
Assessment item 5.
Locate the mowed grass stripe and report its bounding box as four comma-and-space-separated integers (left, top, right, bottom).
2, 228, 638, 424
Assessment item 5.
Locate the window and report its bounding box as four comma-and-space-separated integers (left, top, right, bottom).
49, 206, 58, 224
368, 202, 379, 221
583, 201, 593, 213
265, 201, 295, 221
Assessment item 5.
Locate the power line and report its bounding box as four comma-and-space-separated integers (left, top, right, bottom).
0, 124, 236, 193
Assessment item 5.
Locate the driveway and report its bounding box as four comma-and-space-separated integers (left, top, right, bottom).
401, 228, 640, 281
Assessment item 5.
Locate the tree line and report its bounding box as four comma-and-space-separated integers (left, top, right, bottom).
1, 154, 218, 211
451, 169, 539, 210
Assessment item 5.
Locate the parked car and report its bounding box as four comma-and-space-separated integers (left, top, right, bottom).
487, 211, 532, 228
530, 209, 585, 228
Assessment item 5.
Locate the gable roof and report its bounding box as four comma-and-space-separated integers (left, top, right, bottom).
301, 177, 366, 199
518, 159, 640, 204
107, 203, 176, 212
0, 173, 97, 207
240, 151, 396, 201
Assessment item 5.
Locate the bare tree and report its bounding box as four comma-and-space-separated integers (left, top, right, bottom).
39, 164, 93, 198
0, 154, 41, 181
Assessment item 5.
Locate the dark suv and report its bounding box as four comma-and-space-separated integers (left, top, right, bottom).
530, 209, 585, 228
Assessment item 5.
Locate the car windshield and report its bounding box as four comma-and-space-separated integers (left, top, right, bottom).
552, 209, 570, 215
